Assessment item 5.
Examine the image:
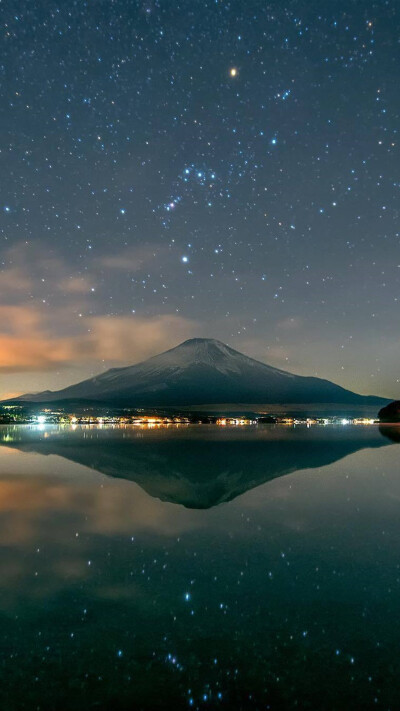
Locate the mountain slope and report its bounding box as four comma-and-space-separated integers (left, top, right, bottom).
10, 337, 387, 407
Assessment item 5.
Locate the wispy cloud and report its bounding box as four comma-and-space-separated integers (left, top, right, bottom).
0, 305, 197, 374
86, 314, 198, 362
0, 242, 200, 396
99, 244, 167, 271
0, 267, 32, 296
58, 276, 96, 294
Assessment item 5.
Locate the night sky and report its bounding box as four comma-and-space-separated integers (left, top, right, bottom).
1, 0, 399, 399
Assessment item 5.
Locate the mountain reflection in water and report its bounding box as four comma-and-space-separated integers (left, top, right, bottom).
0, 423, 392, 508
1, 425, 400, 710
379, 424, 400, 443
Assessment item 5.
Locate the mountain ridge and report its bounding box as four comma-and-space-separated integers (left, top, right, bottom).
5, 337, 389, 408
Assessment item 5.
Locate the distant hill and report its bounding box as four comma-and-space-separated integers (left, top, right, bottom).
378, 401, 400, 422
6, 337, 389, 409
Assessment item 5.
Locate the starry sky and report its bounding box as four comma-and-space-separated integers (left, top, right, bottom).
0, 0, 399, 400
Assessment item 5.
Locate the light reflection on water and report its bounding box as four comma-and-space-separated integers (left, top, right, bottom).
0, 424, 399, 710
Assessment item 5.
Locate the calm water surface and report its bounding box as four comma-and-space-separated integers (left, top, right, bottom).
0, 424, 399, 710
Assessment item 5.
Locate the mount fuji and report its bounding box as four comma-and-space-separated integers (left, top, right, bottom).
7, 338, 388, 409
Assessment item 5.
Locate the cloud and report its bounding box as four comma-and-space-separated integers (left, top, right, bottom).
0, 306, 42, 334
0, 305, 78, 372
276, 317, 304, 330
99, 244, 166, 271
86, 314, 198, 362
0, 242, 200, 378
0, 242, 96, 303
0, 305, 198, 374
0, 267, 32, 296
58, 276, 96, 294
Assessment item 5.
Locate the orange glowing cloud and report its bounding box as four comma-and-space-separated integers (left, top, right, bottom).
0, 267, 32, 295
0, 243, 199, 389
86, 314, 199, 362
0, 305, 198, 374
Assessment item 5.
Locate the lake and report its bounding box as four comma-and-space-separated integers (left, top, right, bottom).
0, 423, 399, 710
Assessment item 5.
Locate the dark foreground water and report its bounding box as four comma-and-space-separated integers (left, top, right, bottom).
0, 424, 400, 711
